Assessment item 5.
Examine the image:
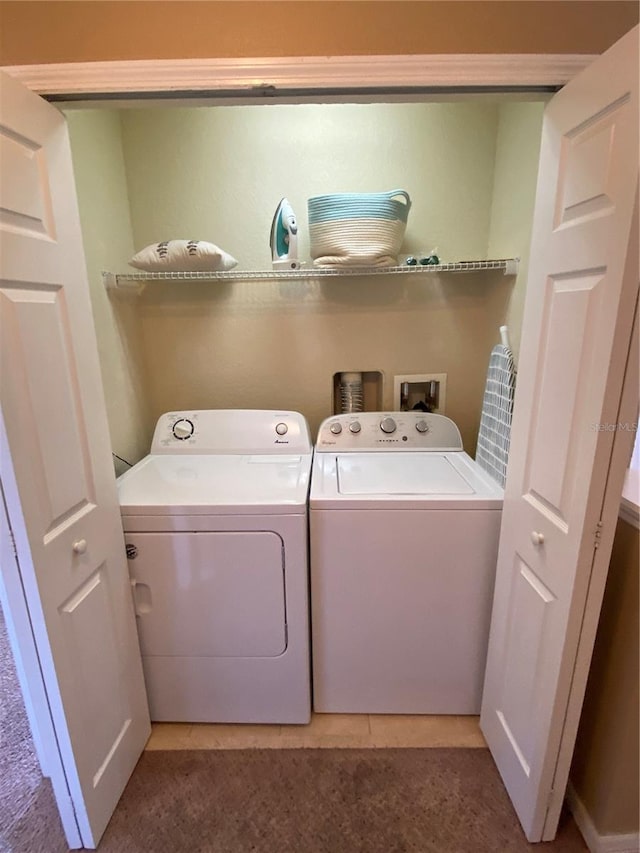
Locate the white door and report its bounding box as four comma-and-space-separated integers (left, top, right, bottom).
0, 70, 150, 848
481, 26, 639, 843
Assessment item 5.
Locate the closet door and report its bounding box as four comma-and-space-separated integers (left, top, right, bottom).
0, 70, 150, 848
481, 26, 638, 842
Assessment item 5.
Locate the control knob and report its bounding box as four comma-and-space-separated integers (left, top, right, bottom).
416, 420, 429, 433
349, 422, 361, 434
380, 417, 397, 435
275, 422, 288, 436
329, 422, 342, 435
172, 418, 194, 440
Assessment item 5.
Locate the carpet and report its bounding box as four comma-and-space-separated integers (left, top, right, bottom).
0, 605, 66, 853
96, 749, 587, 853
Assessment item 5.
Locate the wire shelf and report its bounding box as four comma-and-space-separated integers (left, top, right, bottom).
103, 259, 519, 290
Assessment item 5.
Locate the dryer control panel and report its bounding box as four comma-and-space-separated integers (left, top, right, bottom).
151, 410, 312, 454
316, 412, 463, 451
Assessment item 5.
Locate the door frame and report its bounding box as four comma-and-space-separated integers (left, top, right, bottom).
544, 196, 639, 838
0, 43, 636, 846
3, 53, 595, 100
542, 274, 640, 841
542, 228, 639, 838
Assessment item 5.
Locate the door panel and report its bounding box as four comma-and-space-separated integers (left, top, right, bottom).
59, 565, 134, 780
0, 124, 55, 237
525, 270, 604, 518
1, 284, 97, 529
498, 557, 555, 774
481, 26, 638, 843
554, 95, 630, 227
0, 70, 150, 848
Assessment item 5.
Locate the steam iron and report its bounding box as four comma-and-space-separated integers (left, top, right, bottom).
270, 198, 300, 270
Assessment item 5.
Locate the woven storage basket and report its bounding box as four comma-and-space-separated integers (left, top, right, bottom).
308, 190, 411, 268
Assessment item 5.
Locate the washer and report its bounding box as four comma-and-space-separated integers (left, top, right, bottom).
118, 409, 312, 724
310, 411, 503, 715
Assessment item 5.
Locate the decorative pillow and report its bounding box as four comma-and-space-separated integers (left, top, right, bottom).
129, 240, 238, 272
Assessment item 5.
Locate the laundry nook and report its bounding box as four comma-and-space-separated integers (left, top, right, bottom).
1, 14, 637, 850
78, 97, 529, 727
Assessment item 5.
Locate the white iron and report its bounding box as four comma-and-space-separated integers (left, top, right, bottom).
270, 198, 300, 270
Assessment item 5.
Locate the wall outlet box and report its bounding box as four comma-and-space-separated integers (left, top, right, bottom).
393, 373, 447, 413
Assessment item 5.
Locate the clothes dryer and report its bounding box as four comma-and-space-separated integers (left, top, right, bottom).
310, 412, 503, 714
118, 410, 312, 723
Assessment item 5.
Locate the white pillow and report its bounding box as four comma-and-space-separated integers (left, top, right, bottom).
129, 240, 238, 272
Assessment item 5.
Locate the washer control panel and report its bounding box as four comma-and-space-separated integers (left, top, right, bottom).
316, 412, 463, 451
151, 410, 312, 454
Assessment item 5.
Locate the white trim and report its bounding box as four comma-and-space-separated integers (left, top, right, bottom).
619, 502, 639, 528
619, 467, 639, 528
566, 783, 640, 853
619, 468, 639, 529
2, 54, 596, 96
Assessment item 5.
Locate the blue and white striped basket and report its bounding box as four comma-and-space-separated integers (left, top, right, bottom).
308, 190, 411, 268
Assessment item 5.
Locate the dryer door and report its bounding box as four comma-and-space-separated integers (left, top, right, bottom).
127, 531, 286, 657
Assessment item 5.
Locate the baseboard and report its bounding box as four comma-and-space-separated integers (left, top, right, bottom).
566, 783, 640, 853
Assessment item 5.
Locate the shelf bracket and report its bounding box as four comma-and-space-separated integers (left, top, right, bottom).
102, 271, 117, 290
102, 271, 147, 294
504, 258, 520, 276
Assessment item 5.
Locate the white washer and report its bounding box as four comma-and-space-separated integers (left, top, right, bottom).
310, 411, 503, 715
118, 410, 312, 724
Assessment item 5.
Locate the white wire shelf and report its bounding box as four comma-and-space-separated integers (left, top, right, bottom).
103, 258, 519, 291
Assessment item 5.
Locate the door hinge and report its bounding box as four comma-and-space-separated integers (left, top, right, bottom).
9, 527, 18, 559
543, 785, 557, 824
594, 518, 604, 550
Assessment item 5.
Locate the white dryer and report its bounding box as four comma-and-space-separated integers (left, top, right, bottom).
118, 410, 312, 724
310, 412, 503, 715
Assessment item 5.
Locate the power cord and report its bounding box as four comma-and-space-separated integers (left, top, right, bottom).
112, 452, 133, 469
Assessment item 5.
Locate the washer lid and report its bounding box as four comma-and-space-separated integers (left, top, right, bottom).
118, 453, 312, 515
310, 450, 503, 509
337, 453, 475, 495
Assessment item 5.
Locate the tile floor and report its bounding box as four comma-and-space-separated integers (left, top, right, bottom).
145, 713, 486, 750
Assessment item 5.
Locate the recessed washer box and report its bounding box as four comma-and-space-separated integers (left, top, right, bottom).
393, 373, 447, 413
